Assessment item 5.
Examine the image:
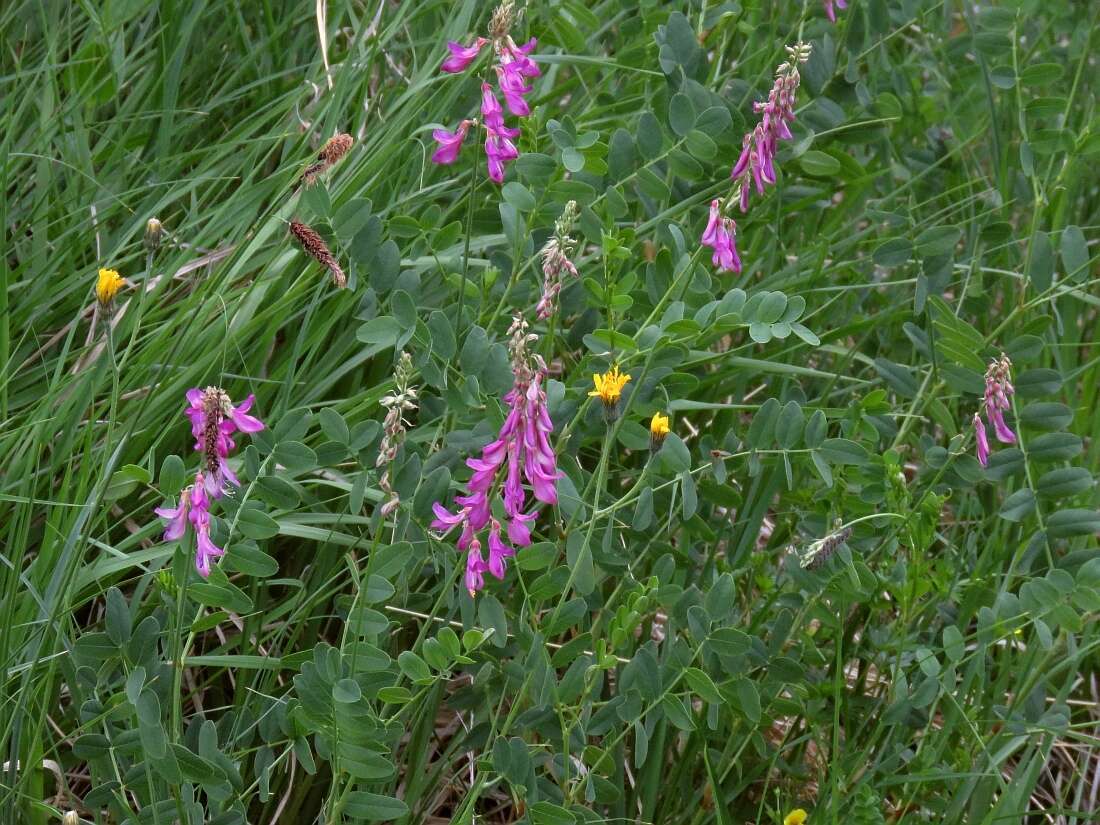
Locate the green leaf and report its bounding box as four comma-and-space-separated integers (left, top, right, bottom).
668, 93, 696, 136
159, 454, 185, 494
318, 408, 349, 444
531, 801, 576, 825
774, 401, 805, 449
1028, 432, 1083, 461
1046, 509, 1100, 538
344, 793, 410, 821
1018, 401, 1073, 431
1060, 225, 1089, 281
1036, 468, 1093, 499
1027, 231, 1054, 292
873, 238, 912, 268
820, 438, 870, 465
357, 316, 402, 347
799, 150, 841, 177
915, 225, 961, 258
684, 667, 723, 704
502, 181, 536, 211
999, 488, 1036, 522
236, 508, 280, 540
332, 677, 362, 703
105, 587, 131, 646
397, 651, 433, 684
274, 441, 317, 472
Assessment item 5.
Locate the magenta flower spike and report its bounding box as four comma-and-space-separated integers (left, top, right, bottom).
441, 38, 488, 73
729, 43, 810, 215
432, 316, 560, 596
971, 354, 1016, 469
431, 8, 540, 185
154, 387, 264, 578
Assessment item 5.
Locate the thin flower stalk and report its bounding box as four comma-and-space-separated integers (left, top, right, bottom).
432, 315, 560, 596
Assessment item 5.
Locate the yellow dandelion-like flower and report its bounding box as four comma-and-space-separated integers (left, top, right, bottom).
589, 365, 631, 406
650, 412, 670, 443
95, 268, 124, 305
784, 809, 808, 825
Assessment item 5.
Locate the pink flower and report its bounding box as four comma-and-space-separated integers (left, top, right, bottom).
195, 524, 225, 579
495, 64, 531, 116
431, 121, 470, 165
486, 519, 515, 580
465, 538, 487, 596
155, 488, 191, 542
974, 413, 990, 467
441, 38, 487, 73
481, 84, 504, 128
228, 394, 265, 432
700, 200, 742, 274
823, 0, 847, 23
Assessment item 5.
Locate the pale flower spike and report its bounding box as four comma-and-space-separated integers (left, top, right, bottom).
536, 201, 580, 320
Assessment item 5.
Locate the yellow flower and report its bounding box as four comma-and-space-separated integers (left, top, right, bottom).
650, 412, 670, 442
784, 809, 808, 825
95, 268, 124, 305
589, 365, 631, 406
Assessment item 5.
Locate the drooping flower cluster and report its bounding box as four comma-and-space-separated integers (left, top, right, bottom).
432, 1, 540, 183
155, 387, 264, 578
432, 316, 560, 596
973, 354, 1016, 467
377, 352, 419, 517
700, 43, 810, 273
730, 42, 811, 213
823, 0, 847, 23
700, 199, 742, 273
535, 201, 580, 320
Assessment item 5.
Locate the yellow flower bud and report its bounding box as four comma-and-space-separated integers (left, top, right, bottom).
95, 268, 124, 305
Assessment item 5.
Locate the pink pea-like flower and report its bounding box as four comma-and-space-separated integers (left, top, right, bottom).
823, 0, 848, 23
431, 121, 471, 165
974, 413, 990, 467
700, 200, 743, 274
441, 38, 487, 73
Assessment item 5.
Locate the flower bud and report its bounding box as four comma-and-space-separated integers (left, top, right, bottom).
144, 217, 163, 252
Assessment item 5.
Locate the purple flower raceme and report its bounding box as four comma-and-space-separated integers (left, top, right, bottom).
431, 2, 540, 184
973, 354, 1016, 467
155, 387, 264, 578
730, 42, 811, 215
700, 199, 743, 274
823, 0, 848, 23
432, 315, 559, 596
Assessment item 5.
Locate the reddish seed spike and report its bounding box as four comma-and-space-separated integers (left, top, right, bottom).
289, 219, 346, 289
303, 133, 353, 185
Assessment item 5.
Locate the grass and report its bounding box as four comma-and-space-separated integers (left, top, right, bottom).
2, 0, 1099, 823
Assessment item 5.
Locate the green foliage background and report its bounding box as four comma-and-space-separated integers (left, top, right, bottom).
2, 0, 1098, 823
